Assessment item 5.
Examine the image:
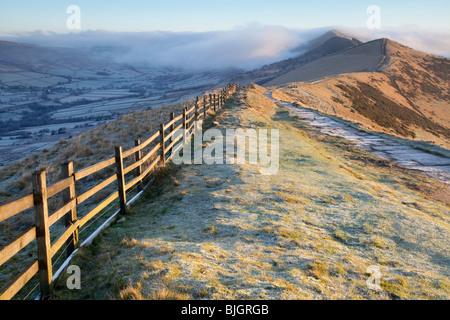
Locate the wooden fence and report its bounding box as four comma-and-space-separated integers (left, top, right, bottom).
0, 84, 236, 300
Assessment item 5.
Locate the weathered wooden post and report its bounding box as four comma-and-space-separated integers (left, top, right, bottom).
183, 107, 187, 144
160, 123, 166, 164
134, 139, 143, 192
195, 97, 199, 122
60, 162, 78, 257
209, 94, 212, 114
115, 146, 127, 214
213, 94, 217, 112
169, 112, 175, 158
32, 169, 53, 299
203, 95, 207, 119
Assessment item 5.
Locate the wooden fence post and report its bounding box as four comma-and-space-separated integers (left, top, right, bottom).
209, 94, 212, 113
61, 162, 78, 257
32, 170, 52, 299
160, 123, 166, 164
169, 112, 175, 157
203, 95, 207, 119
213, 94, 217, 112
195, 97, 199, 122
115, 146, 127, 214
183, 107, 187, 143
134, 139, 143, 192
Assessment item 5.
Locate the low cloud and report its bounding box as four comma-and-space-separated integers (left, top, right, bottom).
3, 25, 449, 71
5, 26, 317, 70
117, 26, 304, 70
337, 26, 450, 58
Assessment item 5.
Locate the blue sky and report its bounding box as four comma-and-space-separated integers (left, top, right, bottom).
1, 0, 449, 34
1, 0, 449, 66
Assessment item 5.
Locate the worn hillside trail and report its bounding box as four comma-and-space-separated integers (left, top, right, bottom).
53, 88, 450, 300
266, 91, 450, 185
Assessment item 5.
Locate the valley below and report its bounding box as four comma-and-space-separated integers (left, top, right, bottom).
0, 40, 235, 167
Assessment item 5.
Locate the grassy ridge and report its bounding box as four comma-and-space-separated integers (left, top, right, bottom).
52, 86, 449, 300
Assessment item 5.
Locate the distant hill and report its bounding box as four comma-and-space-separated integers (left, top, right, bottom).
228, 30, 362, 85
0, 40, 112, 73
0, 40, 145, 90
270, 38, 450, 147
265, 38, 385, 86
290, 30, 362, 54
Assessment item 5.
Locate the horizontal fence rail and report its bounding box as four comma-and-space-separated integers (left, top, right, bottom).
0, 84, 237, 300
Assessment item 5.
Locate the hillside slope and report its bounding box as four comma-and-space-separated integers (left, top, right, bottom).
0, 101, 188, 196
52, 85, 450, 300
0, 40, 119, 74
292, 30, 362, 53
229, 30, 361, 85
269, 39, 450, 147
265, 39, 385, 86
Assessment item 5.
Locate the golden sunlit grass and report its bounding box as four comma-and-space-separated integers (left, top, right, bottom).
149, 286, 191, 300
119, 280, 192, 300
119, 281, 144, 300
51, 86, 449, 300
